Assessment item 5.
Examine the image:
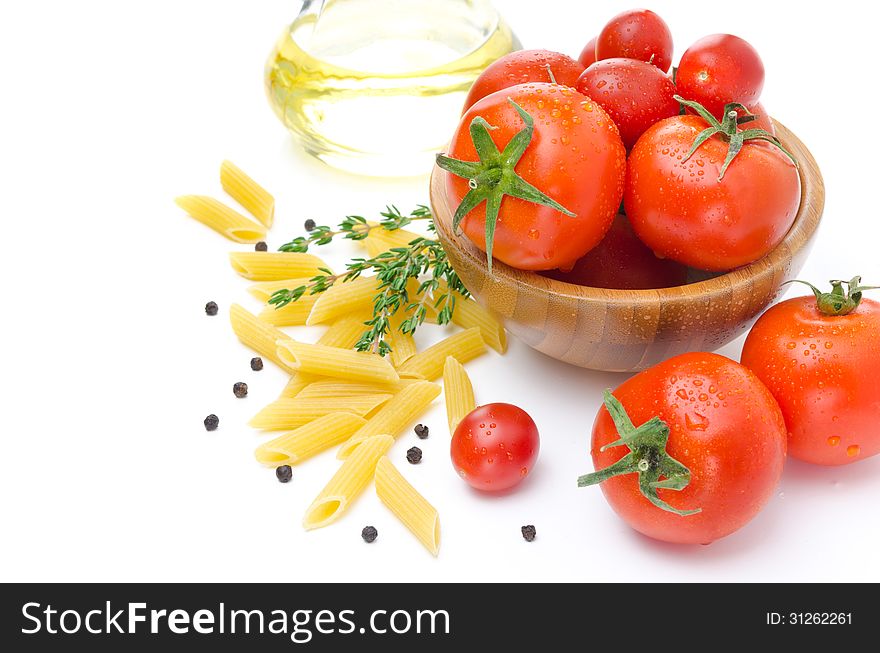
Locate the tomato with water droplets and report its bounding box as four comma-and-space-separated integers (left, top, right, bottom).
577, 36, 598, 68
741, 279, 880, 466
624, 113, 800, 271
461, 49, 584, 113
541, 213, 687, 289
576, 57, 680, 150
676, 34, 764, 120
596, 9, 673, 73
451, 403, 540, 492
443, 82, 626, 271
580, 352, 787, 545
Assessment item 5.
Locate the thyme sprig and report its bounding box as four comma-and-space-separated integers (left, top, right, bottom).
278, 205, 433, 253
269, 206, 469, 356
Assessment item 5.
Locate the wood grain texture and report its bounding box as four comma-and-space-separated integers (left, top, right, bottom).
430, 122, 824, 372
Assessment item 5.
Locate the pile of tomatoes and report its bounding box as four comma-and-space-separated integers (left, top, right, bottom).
440, 9, 880, 546
439, 7, 799, 285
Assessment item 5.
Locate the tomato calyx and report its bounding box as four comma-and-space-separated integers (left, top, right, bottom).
674, 95, 797, 181
784, 276, 879, 316
578, 390, 701, 517
436, 99, 576, 273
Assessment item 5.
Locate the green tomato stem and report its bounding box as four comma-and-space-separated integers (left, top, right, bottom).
784, 276, 878, 316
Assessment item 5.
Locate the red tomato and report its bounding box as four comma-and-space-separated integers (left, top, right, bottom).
443, 82, 626, 270
741, 280, 880, 466
596, 9, 673, 73
576, 57, 680, 149
451, 403, 540, 492
625, 114, 800, 271
462, 49, 584, 113
577, 36, 598, 68
582, 353, 787, 544
677, 34, 765, 119
541, 213, 688, 289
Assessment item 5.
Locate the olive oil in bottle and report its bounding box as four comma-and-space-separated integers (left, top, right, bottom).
265, 0, 519, 177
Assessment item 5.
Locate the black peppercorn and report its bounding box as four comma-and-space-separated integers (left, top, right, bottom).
361, 526, 378, 543
521, 525, 536, 542
304, 218, 316, 232
250, 357, 264, 371
205, 301, 218, 316
406, 446, 422, 464
233, 382, 248, 398
255, 241, 268, 252
414, 424, 429, 439
275, 465, 293, 483
203, 414, 219, 431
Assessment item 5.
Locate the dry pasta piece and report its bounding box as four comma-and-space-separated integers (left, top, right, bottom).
276, 341, 400, 384
175, 195, 266, 243
306, 276, 379, 326
247, 278, 312, 303
254, 413, 367, 466
387, 312, 417, 368
249, 394, 392, 431
360, 227, 422, 256
316, 313, 371, 349
375, 457, 440, 556
279, 373, 322, 399
303, 434, 394, 530
397, 328, 486, 381
220, 160, 274, 227
229, 252, 326, 281
229, 304, 296, 373
296, 378, 416, 400
443, 356, 475, 434
337, 381, 440, 459
258, 293, 319, 326
429, 281, 506, 354
450, 297, 507, 354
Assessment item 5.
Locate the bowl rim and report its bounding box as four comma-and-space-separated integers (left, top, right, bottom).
430, 120, 824, 306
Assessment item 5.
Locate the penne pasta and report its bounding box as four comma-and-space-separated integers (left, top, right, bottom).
249, 394, 392, 431
229, 252, 326, 281
279, 373, 321, 399
296, 378, 416, 400
306, 276, 379, 326
276, 341, 400, 384
360, 227, 423, 257
316, 313, 371, 350
396, 328, 487, 381
303, 434, 394, 530
175, 195, 266, 243
428, 281, 507, 354
254, 413, 367, 466
443, 356, 475, 434
220, 160, 274, 228
450, 296, 507, 354
388, 312, 418, 368
258, 293, 319, 326
247, 278, 312, 303
375, 457, 440, 556
337, 381, 441, 459
229, 304, 296, 373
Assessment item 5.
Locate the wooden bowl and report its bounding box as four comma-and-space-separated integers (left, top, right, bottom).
430, 122, 824, 372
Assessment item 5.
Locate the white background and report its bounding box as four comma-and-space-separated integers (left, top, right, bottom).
1, 0, 878, 583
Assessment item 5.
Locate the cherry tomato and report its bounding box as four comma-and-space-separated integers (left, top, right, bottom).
677, 34, 764, 119
443, 82, 626, 270
581, 352, 787, 544
741, 279, 880, 466
577, 36, 598, 68
462, 49, 584, 113
576, 57, 680, 149
541, 213, 687, 289
625, 114, 800, 271
451, 403, 540, 492
596, 9, 673, 73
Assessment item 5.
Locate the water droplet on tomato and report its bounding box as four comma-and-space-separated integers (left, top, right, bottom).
847, 445, 860, 457
786, 342, 797, 350
676, 389, 688, 400
480, 447, 487, 455
827, 436, 841, 447
528, 229, 540, 240
685, 412, 709, 431
520, 467, 529, 476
